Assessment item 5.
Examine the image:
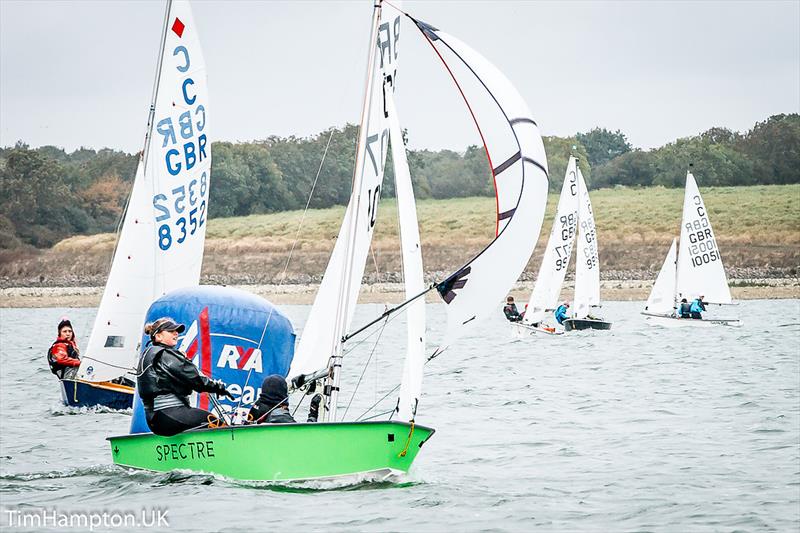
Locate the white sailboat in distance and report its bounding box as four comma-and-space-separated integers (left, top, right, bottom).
642, 170, 741, 327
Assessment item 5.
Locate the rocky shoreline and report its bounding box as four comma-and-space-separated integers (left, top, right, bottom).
2, 277, 798, 308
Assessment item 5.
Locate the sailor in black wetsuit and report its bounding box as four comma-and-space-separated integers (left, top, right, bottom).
503, 296, 523, 322
137, 317, 233, 436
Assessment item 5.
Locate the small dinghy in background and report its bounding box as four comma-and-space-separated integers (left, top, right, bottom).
642, 170, 741, 328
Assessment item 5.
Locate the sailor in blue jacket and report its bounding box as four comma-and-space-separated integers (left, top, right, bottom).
554, 302, 570, 324
689, 295, 707, 319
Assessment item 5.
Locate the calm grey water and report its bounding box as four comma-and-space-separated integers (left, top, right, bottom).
1, 300, 798, 532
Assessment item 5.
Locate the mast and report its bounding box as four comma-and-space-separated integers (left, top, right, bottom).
142, 0, 173, 178
326, 0, 384, 422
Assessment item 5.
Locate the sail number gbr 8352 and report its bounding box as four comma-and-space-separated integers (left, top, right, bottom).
151, 37, 209, 252
685, 195, 719, 267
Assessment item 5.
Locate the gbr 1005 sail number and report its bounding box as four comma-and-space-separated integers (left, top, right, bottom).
685, 195, 719, 267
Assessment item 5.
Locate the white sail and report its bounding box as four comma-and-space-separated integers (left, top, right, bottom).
289, 5, 398, 380
523, 156, 579, 324
79, 0, 210, 383
411, 23, 549, 354
572, 168, 600, 319
675, 172, 732, 304
386, 91, 426, 423
645, 238, 678, 315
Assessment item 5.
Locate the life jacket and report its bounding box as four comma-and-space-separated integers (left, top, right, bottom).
47, 339, 78, 377
137, 342, 220, 411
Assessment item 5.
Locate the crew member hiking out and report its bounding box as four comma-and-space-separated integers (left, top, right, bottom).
47, 318, 81, 380
503, 296, 523, 322
137, 317, 233, 436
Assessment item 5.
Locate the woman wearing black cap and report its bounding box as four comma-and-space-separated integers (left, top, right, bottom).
137, 317, 233, 436
47, 318, 81, 379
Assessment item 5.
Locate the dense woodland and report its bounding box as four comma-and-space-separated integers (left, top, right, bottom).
0, 113, 797, 249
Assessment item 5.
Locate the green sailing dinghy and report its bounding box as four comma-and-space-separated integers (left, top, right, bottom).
109, 0, 549, 482
110, 421, 433, 481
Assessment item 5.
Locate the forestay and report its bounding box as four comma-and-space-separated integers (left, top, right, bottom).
79, 0, 211, 383
645, 238, 678, 315
412, 21, 549, 353
289, 5, 400, 381
676, 172, 732, 304
523, 156, 579, 325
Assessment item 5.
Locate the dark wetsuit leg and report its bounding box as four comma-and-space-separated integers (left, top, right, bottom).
690, 312, 702, 319
147, 406, 215, 436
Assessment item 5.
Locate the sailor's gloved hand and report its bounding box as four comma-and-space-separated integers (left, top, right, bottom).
211, 379, 234, 400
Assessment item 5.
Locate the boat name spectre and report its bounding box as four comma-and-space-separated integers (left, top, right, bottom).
154, 440, 216, 462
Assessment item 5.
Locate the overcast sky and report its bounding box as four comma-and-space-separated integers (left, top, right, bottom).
1, 0, 798, 154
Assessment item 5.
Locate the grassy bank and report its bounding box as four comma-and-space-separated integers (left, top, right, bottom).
2, 184, 798, 287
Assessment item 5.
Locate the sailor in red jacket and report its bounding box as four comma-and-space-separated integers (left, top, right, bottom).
48, 318, 81, 379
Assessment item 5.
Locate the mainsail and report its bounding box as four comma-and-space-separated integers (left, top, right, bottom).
523, 156, 579, 325
79, 0, 211, 383
288, 5, 399, 395
410, 21, 549, 354
572, 168, 600, 319
645, 238, 678, 315
675, 172, 732, 304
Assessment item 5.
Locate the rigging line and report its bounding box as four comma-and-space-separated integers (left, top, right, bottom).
354, 345, 446, 422
342, 284, 434, 343
341, 314, 390, 421
340, 305, 404, 357
232, 128, 337, 414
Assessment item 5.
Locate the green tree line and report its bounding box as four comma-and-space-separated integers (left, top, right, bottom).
1, 113, 796, 249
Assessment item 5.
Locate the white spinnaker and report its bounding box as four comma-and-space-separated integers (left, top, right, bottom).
289, 6, 399, 380
79, 0, 211, 382
387, 92, 425, 422
572, 168, 600, 319
645, 238, 678, 315
413, 23, 549, 354
676, 172, 732, 304
523, 156, 579, 325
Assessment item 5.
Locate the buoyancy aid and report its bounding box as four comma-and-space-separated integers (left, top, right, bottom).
47, 338, 80, 377
137, 342, 226, 411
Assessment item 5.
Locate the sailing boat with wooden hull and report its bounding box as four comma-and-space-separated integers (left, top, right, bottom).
63, 0, 212, 409
109, 0, 549, 482
642, 171, 741, 327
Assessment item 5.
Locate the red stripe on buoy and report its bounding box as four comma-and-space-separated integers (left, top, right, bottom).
199, 307, 211, 410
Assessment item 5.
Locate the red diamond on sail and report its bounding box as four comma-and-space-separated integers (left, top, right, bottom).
171, 17, 185, 38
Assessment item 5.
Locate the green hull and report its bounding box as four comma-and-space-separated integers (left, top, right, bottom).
108, 421, 434, 482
